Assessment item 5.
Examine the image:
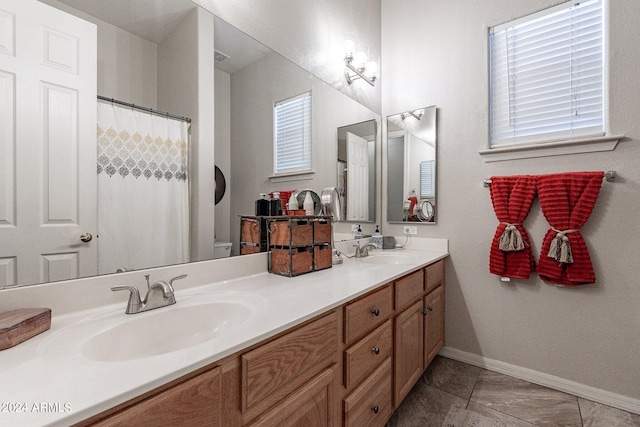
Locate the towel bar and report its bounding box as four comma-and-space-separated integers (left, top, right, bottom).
483, 170, 617, 187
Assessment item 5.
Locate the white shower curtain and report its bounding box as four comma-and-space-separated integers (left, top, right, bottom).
97, 101, 190, 274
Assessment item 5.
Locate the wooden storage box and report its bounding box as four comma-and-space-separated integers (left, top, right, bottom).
269, 247, 313, 277
314, 244, 332, 271
240, 216, 268, 254
269, 219, 313, 247
313, 220, 332, 244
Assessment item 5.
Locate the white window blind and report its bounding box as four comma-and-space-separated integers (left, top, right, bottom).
273, 91, 312, 174
489, 0, 605, 147
420, 160, 435, 198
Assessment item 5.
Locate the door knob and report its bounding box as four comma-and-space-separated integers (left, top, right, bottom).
80, 232, 93, 243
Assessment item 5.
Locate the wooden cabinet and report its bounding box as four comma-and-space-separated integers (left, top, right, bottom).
83, 366, 222, 427
394, 299, 424, 406
248, 366, 338, 427
241, 312, 338, 417
80, 259, 446, 427
424, 284, 445, 368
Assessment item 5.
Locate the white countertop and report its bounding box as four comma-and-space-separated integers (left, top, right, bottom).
0, 243, 447, 426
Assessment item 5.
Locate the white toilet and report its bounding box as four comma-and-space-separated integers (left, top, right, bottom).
214, 241, 232, 259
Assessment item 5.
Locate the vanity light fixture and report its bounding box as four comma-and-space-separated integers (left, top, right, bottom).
344, 36, 378, 87
401, 109, 424, 121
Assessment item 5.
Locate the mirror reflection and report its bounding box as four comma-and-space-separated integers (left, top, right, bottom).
386, 106, 437, 223
2, 0, 380, 288
337, 120, 377, 222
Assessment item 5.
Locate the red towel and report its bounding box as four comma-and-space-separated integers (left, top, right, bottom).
536, 172, 604, 286
489, 175, 537, 279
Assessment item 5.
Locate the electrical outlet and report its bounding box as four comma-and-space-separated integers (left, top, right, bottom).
351, 224, 360, 232
403, 225, 417, 235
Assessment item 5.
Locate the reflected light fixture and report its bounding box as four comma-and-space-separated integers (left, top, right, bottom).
344, 35, 378, 86
401, 109, 424, 120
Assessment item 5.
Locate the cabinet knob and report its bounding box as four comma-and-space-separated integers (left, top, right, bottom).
371, 308, 380, 317
422, 309, 428, 316
371, 405, 379, 414
428, 306, 433, 312
372, 347, 380, 355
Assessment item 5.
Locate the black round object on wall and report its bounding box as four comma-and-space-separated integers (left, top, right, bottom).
215, 166, 226, 205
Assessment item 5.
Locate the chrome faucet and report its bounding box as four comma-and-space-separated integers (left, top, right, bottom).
111, 274, 187, 314
353, 243, 377, 258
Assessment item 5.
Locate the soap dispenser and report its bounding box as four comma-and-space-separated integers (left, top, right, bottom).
372, 225, 383, 249
303, 191, 314, 216
354, 224, 365, 239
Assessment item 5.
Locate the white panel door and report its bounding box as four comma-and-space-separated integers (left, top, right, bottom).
0, 0, 97, 287
346, 132, 369, 221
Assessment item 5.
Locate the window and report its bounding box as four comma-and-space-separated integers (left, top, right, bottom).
420, 160, 435, 198
273, 91, 312, 175
489, 0, 605, 148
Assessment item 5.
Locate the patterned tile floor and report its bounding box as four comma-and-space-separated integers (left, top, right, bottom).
387, 356, 640, 427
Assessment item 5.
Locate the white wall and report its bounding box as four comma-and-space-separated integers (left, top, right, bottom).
193, 0, 382, 114
39, 0, 157, 107
158, 7, 216, 262
214, 70, 232, 243
382, 0, 640, 405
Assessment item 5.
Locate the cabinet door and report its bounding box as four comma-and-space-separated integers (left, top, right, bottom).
393, 299, 423, 407
424, 285, 445, 368
249, 366, 337, 427
89, 366, 221, 427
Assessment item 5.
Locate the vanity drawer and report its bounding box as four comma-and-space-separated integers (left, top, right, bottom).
344, 319, 392, 390
343, 357, 393, 427
241, 311, 338, 415
425, 260, 444, 293
395, 269, 425, 310
344, 285, 393, 346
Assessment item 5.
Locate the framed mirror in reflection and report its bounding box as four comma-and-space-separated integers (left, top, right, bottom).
337, 120, 377, 223
386, 106, 437, 224
2, 0, 380, 289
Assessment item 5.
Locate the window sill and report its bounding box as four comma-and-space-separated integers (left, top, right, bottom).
479, 135, 624, 163
268, 170, 316, 183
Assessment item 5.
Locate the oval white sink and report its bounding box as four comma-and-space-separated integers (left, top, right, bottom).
360, 253, 420, 265
82, 301, 251, 362
39, 291, 266, 363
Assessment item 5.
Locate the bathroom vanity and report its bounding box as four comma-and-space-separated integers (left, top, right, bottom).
0, 240, 447, 427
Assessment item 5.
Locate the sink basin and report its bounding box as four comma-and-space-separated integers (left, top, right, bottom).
39, 291, 265, 362
360, 253, 421, 265
82, 301, 251, 362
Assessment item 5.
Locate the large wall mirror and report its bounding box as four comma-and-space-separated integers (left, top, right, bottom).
3, 0, 380, 288
386, 106, 437, 224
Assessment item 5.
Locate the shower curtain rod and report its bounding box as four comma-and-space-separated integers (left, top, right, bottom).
483, 170, 617, 187
97, 95, 192, 123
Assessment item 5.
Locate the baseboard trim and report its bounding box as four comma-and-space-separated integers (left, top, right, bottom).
439, 346, 640, 415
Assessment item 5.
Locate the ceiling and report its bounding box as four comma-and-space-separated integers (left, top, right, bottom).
45, 0, 270, 73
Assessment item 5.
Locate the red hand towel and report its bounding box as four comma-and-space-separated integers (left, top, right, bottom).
489, 175, 537, 279
536, 172, 604, 286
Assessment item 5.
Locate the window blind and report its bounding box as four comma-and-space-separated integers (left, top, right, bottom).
489, 0, 604, 147
420, 160, 435, 198
273, 91, 312, 174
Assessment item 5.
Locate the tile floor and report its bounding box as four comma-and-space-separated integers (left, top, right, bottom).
387, 356, 640, 427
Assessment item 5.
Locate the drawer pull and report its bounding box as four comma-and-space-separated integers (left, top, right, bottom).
372, 347, 380, 355
371, 405, 379, 414
371, 308, 380, 317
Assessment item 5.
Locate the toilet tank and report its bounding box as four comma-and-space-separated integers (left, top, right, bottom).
214, 242, 232, 259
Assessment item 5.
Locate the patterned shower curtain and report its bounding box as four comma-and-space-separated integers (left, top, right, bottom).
97, 101, 190, 274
